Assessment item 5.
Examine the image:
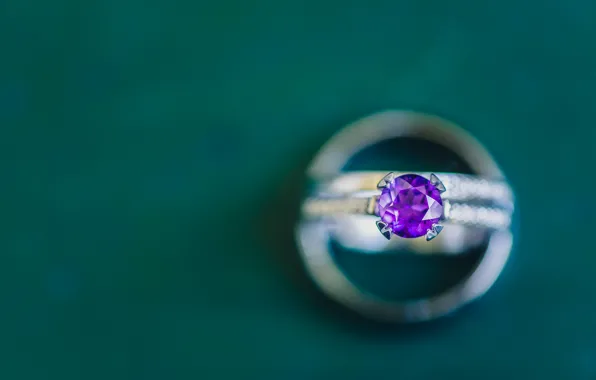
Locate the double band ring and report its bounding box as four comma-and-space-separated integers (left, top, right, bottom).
295, 111, 516, 322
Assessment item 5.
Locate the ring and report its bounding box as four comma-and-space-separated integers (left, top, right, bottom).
295, 111, 516, 322
304, 171, 513, 241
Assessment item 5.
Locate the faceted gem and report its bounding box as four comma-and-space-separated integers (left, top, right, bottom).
375, 174, 444, 238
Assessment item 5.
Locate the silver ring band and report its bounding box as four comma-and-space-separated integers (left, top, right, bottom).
304, 171, 513, 231
316, 171, 513, 207
295, 111, 516, 322
303, 196, 512, 230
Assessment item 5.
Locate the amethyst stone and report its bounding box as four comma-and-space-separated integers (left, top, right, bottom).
375, 174, 444, 238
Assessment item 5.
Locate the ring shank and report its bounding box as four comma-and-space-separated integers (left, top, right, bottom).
297, 222, 513, 322
316, 171, 514, 209
302, 195, 512, 230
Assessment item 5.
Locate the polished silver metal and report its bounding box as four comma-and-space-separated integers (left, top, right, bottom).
376, 172, 395, 189
430, 173, 446, 193
296, 110, 516, 323
426, 224, 444, 241
375, 220, 392, 240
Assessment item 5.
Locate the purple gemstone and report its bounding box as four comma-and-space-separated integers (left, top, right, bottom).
375, 174, 444, 238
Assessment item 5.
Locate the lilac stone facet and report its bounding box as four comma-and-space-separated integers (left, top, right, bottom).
375, 174, 444, 238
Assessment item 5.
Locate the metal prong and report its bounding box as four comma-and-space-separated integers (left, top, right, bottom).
377, 172, 395, 189
430, 173, 446, 193
425, 224, 444, 241
376, 221, 392, 240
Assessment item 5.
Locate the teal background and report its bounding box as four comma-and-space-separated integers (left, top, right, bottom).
1, 0, 595, 378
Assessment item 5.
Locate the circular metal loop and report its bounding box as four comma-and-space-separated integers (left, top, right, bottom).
295, 110, 515, 322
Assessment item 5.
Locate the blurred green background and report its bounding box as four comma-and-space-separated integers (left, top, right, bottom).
1, 0, 595, 378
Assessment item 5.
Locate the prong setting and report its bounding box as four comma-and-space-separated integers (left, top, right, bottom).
430, 173, 446, 193
425, 224, 444, 241
376, 220, 392, 240
375, 173, 445, 240
377, 172, 395, 189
